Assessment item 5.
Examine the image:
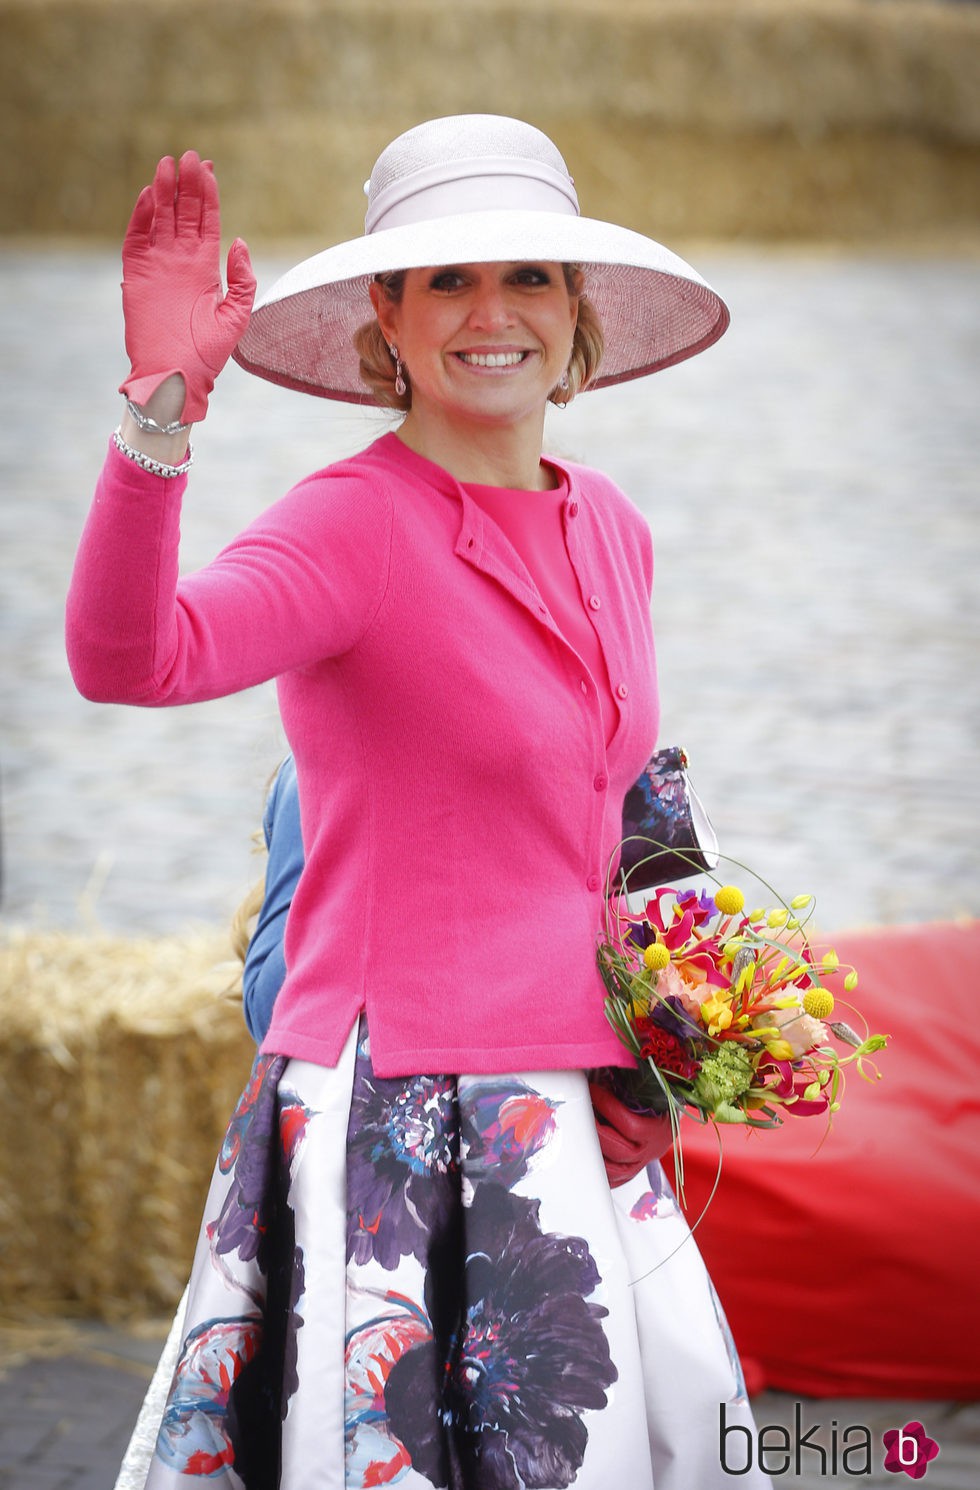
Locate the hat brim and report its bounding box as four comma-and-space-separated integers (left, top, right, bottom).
232, 209, 730, 404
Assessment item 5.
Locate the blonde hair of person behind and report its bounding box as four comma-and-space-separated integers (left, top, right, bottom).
230, 872, 265, 968
354, 265, 604, 412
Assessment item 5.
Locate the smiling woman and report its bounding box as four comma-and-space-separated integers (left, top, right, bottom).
64, 115, 765, 1490
367, 259, 581, 487
359, 261, 603, 400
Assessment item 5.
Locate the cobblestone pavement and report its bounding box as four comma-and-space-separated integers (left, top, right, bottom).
0, 1325, 164, 1490
1, 247, 978, 1486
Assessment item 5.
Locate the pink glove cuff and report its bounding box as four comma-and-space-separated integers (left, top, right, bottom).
118, 368, 184, 412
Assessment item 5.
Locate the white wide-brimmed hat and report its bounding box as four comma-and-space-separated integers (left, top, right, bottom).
233, 114, 729, 404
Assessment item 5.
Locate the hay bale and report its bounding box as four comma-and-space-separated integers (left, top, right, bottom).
0, 927, 255, 1321
1, 0, 978, 241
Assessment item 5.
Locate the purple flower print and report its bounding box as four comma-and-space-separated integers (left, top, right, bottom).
461, 1078, 559, 1188
207, 1059, 311, 1271
347, 1065, 461, 1269
346, 1043, 559, 1270
384, 1185, 617, 1490
217, 1054, 281, 1174
208, 1055, 287, 1265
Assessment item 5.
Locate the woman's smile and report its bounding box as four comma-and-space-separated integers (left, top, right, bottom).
454, 348, 533, 369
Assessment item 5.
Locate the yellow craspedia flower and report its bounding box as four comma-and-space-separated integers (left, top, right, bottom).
803, 988, 835, 1020
643, 941, 670, 972
714, 885, 745, 916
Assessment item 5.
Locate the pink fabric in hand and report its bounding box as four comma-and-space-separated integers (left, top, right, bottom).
119, 151, 256, 423
590, 1082, 674, 1188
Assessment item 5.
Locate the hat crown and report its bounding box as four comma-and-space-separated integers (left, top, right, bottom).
364, 114, 579, 235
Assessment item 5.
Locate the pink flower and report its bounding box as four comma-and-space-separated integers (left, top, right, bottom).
656, 963, 703, 1022
757, 1059, 830, 1116
765, 1007, 830, 1058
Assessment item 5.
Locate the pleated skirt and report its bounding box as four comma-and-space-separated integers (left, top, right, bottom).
116, 1015, 771, 1489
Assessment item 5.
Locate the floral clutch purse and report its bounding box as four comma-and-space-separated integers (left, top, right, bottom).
616, 745, 719, 893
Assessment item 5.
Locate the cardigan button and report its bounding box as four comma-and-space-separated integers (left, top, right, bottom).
588, 594, 601, 610
616, 682, 629, 700
567, 500, 580, 517
587, 873, 601, 892
594, 773, 608, 792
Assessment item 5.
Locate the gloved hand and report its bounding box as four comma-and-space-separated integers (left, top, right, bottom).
589, 1082, 674, 1188
119, 150, 256, 424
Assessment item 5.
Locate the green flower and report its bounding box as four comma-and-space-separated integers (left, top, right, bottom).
692, 1043, 755, 1116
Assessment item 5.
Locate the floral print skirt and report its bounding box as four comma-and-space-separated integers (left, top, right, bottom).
116, 1016, 771, 1490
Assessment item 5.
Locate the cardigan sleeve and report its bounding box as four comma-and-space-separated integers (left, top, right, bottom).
66, 439, 393, 705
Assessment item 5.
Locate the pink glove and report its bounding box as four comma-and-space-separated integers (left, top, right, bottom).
589, 1082, 674, 1188
119, 151, 256, 424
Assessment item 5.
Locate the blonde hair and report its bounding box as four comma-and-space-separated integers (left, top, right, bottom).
354, 265, 604, 412
230, 871, 265, 967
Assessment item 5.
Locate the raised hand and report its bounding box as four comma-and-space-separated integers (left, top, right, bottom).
119, 151, 256, 424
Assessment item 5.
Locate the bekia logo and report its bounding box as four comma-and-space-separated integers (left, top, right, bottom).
882, 1421, 940, 1479
719, 1405, 941, 1479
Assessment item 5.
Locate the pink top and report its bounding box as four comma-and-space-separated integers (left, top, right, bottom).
462, 468, 617, 746
66, 433, 659, 1077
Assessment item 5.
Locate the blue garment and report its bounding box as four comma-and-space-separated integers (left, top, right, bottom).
243, 756, 303, 1044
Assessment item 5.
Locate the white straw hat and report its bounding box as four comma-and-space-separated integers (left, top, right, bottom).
233, 115, 730, 404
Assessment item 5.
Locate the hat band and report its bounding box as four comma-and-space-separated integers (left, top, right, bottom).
365, 157, 580, 235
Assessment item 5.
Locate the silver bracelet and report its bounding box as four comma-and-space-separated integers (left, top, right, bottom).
112, 428, 194, 479
124, 396, 190, 437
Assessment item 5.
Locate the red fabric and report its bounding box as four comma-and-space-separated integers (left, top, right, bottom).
666, 920, 980, 1399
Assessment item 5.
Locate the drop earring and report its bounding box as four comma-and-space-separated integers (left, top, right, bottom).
556, 367, 571, 405
389, 343, 407, 397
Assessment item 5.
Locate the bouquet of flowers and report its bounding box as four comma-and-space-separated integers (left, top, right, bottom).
597, 878, 888, 1159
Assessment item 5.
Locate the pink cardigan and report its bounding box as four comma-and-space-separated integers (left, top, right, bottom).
67, 433, 659, 1076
